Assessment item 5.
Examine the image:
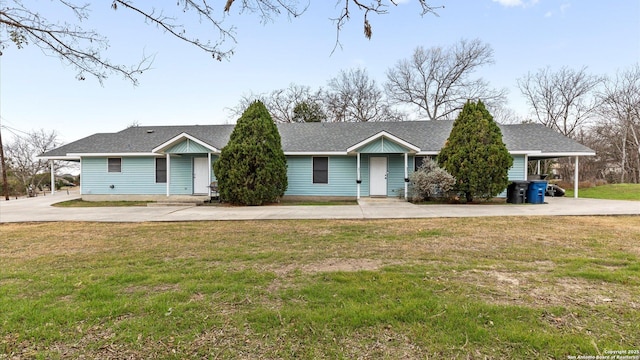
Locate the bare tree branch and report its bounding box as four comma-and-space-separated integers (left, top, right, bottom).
1, 0, 441, 84
594, 63, 640, 182
331, 0, 441, 55
385, 39, 506, 120
4, 129, 61, 195
325, 67, 403, 122
517, 66, 603, 137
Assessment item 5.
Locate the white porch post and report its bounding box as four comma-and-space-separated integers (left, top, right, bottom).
536, 160, 541, 175
404, 153, 408, 200
207, 152, 212, 197
356, 153, 361, 200
166, 154, 171, 197
574, 156, 579, 198
79, 160, 83, 195
524, 155, 529, 180
50, 160, 56, 195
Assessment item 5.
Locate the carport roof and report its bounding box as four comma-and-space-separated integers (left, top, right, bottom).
40, 121, 595, 158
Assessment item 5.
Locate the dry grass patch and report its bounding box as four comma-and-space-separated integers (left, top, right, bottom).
1, 216, 639, 358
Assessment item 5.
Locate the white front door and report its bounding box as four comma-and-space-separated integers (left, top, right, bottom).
370, 156, 388, 196
193, 157, 209, 194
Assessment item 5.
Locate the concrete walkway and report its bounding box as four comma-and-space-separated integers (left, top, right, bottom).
0, 191, 638, 223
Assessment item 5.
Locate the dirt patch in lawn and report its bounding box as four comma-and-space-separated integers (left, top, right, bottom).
270, 258, 392, 276
456, 267, 639, 310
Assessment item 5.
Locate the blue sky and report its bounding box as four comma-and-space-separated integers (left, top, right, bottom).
1, 0, 639, 144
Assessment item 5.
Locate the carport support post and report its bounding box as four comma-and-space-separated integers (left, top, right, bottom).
356, 153, 361, 200
404, 153, 408, 200
574, 156, 579, 198
50, 160, 55, 195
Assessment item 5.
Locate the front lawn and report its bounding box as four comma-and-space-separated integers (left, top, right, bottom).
565, 183, 640, 200
53, 199, 153, 207
1, 218, 639, 358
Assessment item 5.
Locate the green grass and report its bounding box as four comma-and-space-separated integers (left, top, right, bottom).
564, 183, 640, 200
1, 217, 639, 358
52, 199, 153, 207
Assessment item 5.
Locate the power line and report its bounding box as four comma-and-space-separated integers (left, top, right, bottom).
0, 125, 28, 140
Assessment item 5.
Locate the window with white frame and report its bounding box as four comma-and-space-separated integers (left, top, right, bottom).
155, 158, 167, 183
108, 158, 122, 173
313, 157, 328, 184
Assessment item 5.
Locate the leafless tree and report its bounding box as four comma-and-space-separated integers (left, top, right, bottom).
517, 66, 603, 137
4, 129, 60, 195
228, 84, 325, 123
325, 68, 403, 122
489, 104, 525, 124
1, 1, 441, 85
593, 64, 640, 183
384, 39, 507, 120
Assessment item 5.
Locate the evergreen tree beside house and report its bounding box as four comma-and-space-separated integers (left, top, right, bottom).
213, 101, 288, 205
438, 100, 513, 202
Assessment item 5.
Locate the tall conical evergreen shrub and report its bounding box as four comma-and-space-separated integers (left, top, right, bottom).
213, 101, 288, 205
437, 100, 513, 202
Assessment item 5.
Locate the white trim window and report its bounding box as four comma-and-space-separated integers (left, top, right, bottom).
155, 157, 167, 183
312, 157, 329, 184
107, 158, 122, 173
414, 155, 436, 171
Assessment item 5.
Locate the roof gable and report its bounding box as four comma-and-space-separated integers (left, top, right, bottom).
153, 133, 219, 154
346, 131, 420, 154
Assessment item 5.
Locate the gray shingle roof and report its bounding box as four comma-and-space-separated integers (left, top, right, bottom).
41, 121, 594, 158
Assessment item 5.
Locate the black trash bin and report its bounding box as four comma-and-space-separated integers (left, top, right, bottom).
507, 181, 529, 204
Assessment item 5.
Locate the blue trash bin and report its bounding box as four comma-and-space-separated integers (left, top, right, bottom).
526, 180, 547, 204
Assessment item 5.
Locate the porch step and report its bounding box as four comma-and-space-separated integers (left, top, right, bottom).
358, 197, 413, 207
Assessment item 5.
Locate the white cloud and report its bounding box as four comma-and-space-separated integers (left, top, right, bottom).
492, 0, 539, 8
544, 3, 571, 18
492, 0, 524, 7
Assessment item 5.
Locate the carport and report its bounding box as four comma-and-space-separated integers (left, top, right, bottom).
527, 153, 595, 198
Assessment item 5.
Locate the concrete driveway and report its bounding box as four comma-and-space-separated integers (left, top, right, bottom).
0, 191, 638, 223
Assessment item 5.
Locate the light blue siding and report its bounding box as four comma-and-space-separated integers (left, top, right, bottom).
498, 155, 527, 197
387, 154, 409, 197
81, 153, 526, 198
81, 155, 211, 195
285, 156, 357, 196
166, 139, 211, 154
508, 155, 526, 180
356, 138, 411, 153
169, 155, 194, 194
81, 157, 166, 195
211, 155, 219, 182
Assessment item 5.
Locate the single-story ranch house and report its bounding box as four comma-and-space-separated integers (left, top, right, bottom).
40, 121, 595, 201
